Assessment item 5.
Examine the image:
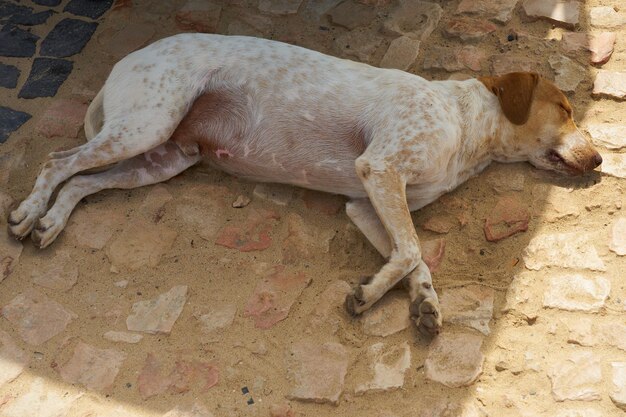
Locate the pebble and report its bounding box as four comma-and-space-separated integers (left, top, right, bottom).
232, 194, 250, 208
586, 124, 626, 150
0, 230, 23, 282
30, 250, 78, 291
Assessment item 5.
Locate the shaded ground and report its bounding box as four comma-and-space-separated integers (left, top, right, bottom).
0, 0, 625, 416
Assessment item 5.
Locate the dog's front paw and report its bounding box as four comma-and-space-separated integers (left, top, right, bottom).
30, 216, 63, 249
7, 204, 42, 240
344, 285, 366, 316
410, 296, 442, 336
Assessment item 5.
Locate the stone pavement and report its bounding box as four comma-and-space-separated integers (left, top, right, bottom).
0, 0, 625, 416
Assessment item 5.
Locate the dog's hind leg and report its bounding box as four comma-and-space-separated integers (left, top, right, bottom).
30, 141, 200, 248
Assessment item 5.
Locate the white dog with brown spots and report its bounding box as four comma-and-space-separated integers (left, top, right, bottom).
8, 34, 602, 335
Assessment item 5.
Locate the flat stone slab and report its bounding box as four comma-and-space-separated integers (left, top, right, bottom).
484, 195, 529, 242
355, 341, 411, 394
379, 36, 420, 70
610, 217, 626, 255
425, 331, 484, 387
59, 341, 126, 392
561, 32, 616, 65
19, 58, 73, 99
443, 17, 497, 42
66, 205, 126, 249
41, 18, 98, 58
0, 25, 39, 57
549, 54, 585, 92
307, 280, 351, 331
586, 124, 626, 150
2, 290, 77, 346
0, 1, 53, 26
197, 304, 236, 334
0, 378, 82, 417
523, 232, 606, 271
286, 341, 349, 404
0, 63, 19, 88
0, 330, 29, 388
522, 0, 579, 26
440, 285, 494, 335
548, 351, 602, 401
281, 212, 334, 264
30, 250, 78, 291
0, 106, 31, 143
328, 0, 376, 30
600, 151, 626, 178
64, 0, 113, 19
259, 0, 303, 15
589, 6, 626, 28
610, 362, 626, 411
361, 291, 411, 337
456, 0, 518, 23
176, 202, 223, 241
244, 266, 310, 329
543, 274, 610, 312
126, 285, 188, 334
384, 1, 443, 40
593, 70, 626, 99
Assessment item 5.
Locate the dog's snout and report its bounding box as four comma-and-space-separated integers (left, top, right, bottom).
593, 152, 602, 168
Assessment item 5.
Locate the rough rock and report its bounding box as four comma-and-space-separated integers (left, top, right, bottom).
443, 17, 496, 42
543, 274, 610, 312
0, 330, 29, 388
286, 341, 349, 404
0, 378, 82, 417
2, 290, 76, 345
175, 0, 221, 32
379, 36, 420, 70
66, 205, 126, 249
308, 280, 351, 331
548, 351, 602, 401
421, 238, 446, 272
589, 6, 626, 28
561, 32, 616, 65
610, 217, 626, 255
36, 98, 88, 138
232, 195, 250, 208
216, 209, 279, 252
282, 213, 334, 264
384, 1, 443, 40
328, 0, 376, 30
59, 341, 126, 391
600, 152, 626, 178
522, 0, 579, 26
0, 231, 22, 282
335, 28, 384, 64
593, 70, 626, 99
107, 218, 177, 270
197, 304, 236, 333
440, 285, 494, 335
355, 341, 411, 394
425, 331, 484, 387
456, 0, 518, 23
361, 291, 411, 337
126, 285, 188, 334
610, 362, 626, 411
103, 331, 144, 344
523, 233, 606, 271
549, 54, 585, 92
484, 195, 529, 242
259, 0, 303, 16
244, 266, 310, 329
30, 250, 78, 291
586, 124, 626, 150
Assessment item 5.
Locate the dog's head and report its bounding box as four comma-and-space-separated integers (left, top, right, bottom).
480, 72, 602, 175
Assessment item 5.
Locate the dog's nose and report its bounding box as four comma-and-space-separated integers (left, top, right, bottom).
593, 152, 602, 168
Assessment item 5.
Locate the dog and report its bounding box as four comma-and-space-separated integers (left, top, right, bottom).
7, 34, 602, 335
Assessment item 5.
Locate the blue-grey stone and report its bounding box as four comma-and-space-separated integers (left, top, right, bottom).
0, 0, 54, 26
0, 63, 19, 88
0, 25, 39, 57
18, 58, 73, 99
63, 0, 113, 19
41, 18, 98, 58
0, 107, 31, 143
33, 0, 62, 6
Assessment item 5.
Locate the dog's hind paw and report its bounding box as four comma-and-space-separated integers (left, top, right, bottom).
410, 296, 442, 336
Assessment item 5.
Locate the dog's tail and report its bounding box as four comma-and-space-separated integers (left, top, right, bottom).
84, 87, 104, 141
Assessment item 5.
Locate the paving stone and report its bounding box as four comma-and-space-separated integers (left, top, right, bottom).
0, 330, 29, 388
593, 70, 626, 99
307, 280, 351, 331
335, 28, 384, 64
549, 54, 585, 92
0, 223, 23, 282
421, 238, 446, 272
40, 18, 98, 58
0, 106, 31, 143
259, 0, 302, 15
0, 25, 39, 57
59, 341, 126, 391
177, 202, 223, 241
361, 291, 410, 337
523, 232, 606, 271
163, 403, 215, 417
30, 250, 78, 291
598, 322, 626, 352
590, 6, 626, 28
600, 151, 626, 178
36, 98, 89, 138
565, 317, 595, 346
197, 304, 236, 334
484, 195, 529, 242
0, 378, 82, 417
423, 46, 484, 72
64, 0, 113, 19
379, 36, 420, 70
215, 209, 279, 252
286, 341, 349, 404
253, 183, 294, 206
0, 1, 53, 26
522, 0, 579, 26
107, 218, 177, 270
586, 124, 626, 150
355, 341, 411, 394
440, 285, 494, 335
610, 362, 626, 411
33, 0, 61, 5
0, 63, 19, 88
384, 1, 442, 40
140, 185, 173, 220
303, 0, 342, 18
443, 17, 496, 42
282, 213, 334, 264
561, 32, 616, 65
2, 290, 76, 346
425, 331, 484, 388
609, 217, 626, 255
244, 266, 310, 329
126, 285, 188, 334
456, 0, 518, 23
66, 205, 125, 249
328, 0, 376, 30
98, 21, 155, 58
422, 215, 455, 233
548, 351, 601, 401
175, 0, 221, 32
19, 58, 73, 99
138, 353, 219, 399
491, 53, 537, 75
302, 190, 344, 215
543, 274, 610, 312
103, 330, 143, 343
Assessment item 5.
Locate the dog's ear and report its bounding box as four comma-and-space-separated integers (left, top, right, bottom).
479, 72, 540, 125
